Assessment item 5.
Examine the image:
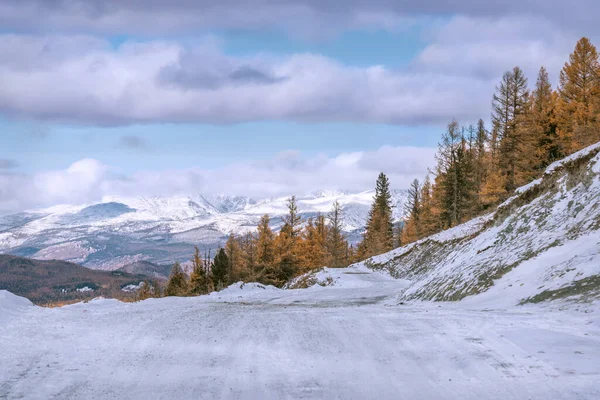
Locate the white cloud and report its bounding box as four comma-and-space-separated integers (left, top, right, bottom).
1, 11, 593, 126
0, 146, 436, 214
414, 16, 580, 82
0, 33, 492, 125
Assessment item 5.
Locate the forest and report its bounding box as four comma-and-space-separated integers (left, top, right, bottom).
159, 37, 600, 298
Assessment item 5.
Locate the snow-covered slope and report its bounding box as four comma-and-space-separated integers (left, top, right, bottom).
358, 142, 600, 307
0, 189, 408, 270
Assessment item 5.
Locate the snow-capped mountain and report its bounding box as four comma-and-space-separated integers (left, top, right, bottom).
0, 190, 408, 270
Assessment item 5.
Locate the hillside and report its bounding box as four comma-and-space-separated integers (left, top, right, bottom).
0, 190, 408, 270
347, 142, 600, 307
116, 260, 172, 280
0, 255, 150, 305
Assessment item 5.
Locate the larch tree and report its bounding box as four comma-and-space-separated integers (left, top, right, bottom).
239, 232, 257, 281
492, 66, 530, 193
225, 232, 242, 284
256, 214, 275, 267
557, 37, 600, 152
300, 215, 328, 272
527, 66, 560, 173
418, 174, 438, 238
326, 200, 348, 268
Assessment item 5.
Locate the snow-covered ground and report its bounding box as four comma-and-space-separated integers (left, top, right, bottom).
1, 265, 599, 400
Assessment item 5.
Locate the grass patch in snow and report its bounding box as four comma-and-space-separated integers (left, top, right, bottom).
520, 275, 600, 304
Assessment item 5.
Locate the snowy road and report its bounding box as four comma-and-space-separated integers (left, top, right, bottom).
1, 266, 599, 399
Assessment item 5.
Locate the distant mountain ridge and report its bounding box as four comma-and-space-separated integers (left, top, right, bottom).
0, 189, 408, 270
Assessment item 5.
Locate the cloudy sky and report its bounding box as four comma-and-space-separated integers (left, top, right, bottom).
1, 0, 598, 214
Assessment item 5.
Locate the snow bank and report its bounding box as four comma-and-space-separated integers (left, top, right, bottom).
0, 290, 34, 323
0, 290, 33, 311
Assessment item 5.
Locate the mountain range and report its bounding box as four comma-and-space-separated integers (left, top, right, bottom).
0, 190, 408, 270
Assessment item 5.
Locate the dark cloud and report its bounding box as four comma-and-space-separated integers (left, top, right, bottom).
1, 1, 598, 36
157, 47, 285, 90
229, 66, 285, 85
119, 135, 149, 150
0, 159, 19, 169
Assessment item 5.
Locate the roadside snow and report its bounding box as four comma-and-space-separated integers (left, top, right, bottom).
1, 269, 599, 399
0, 290, 34, 323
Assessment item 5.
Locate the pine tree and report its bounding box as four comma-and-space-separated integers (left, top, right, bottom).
557, 37, 600, 152
401, 178, 421, 244
326, 200, 348, 268
189, 246, 212, 295
165, 262, 189, 297
361, 173, 394, 258
211, 248, 229, 291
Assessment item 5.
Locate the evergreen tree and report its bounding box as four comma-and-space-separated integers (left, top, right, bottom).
165, 262, 189, 297
557, 37, 600, 152
326, 200, 348, 268
401, 178, 421, 244
189, 246, 212, 295
360, 173, 394, 258
211, 248, 229, 291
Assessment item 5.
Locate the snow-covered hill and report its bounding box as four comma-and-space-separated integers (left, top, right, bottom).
0, 189, 408, 270
354, 142, 600, 307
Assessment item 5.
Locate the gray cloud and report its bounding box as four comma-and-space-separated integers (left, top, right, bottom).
0, 159, 19, 169
157, 47, 285, 90
0, 1, 599, 37
0, 12, 594, 126
119, 135, 150, 150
